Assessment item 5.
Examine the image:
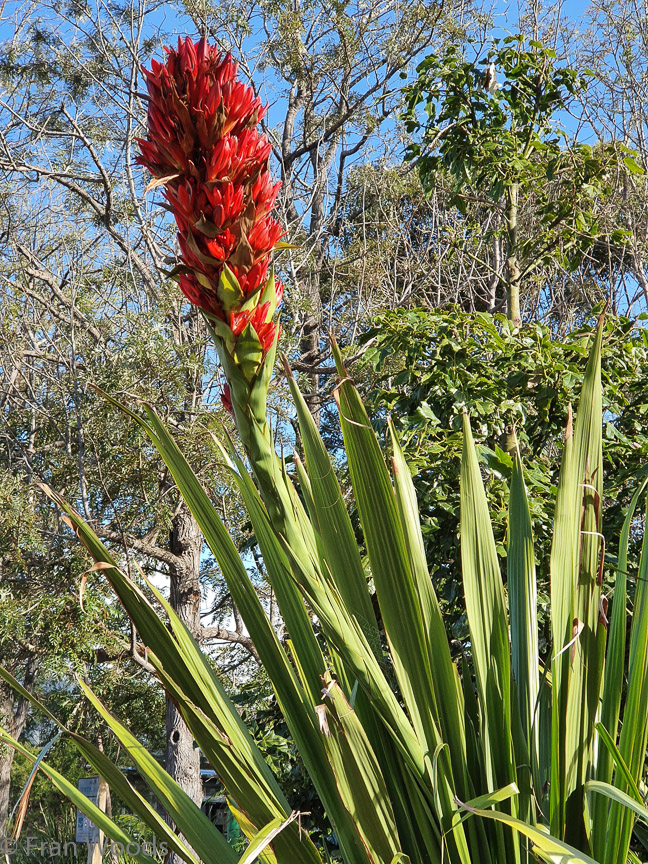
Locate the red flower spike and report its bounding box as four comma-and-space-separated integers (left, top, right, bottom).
138, 37, 284, 364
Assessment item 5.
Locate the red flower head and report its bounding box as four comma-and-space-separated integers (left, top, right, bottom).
137, 37, 283, 364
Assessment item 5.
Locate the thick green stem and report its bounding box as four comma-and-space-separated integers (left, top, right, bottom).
505, 182, 522, 329
214, 332, 328, 702
218, 341, 302, 547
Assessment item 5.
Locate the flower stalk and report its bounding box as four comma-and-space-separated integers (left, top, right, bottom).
138, 36, 292, 523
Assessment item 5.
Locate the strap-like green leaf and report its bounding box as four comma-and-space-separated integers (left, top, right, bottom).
460, 412, 518, 863
586, 781, 648, 829
460, 415, 515, 786
596, 476, 648, 814
0, 665, 202, 864
319, 677, 404, 864
285, 359, 379, 655
330, 341, 471, 862
605, 496, 648, 864
457, 799, 601, 864
237, 812, 300, 864
110, 400, 366, 864
508, 448, 539, 823
389, 419, 469, 796
78, 682, 238, 864
593, 723, 643, 805
40, 477, 327, 863
550, 323, 604, 847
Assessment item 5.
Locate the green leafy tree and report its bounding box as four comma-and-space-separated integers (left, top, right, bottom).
402, 35, 638, 326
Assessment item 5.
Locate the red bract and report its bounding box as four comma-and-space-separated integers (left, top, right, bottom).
220, 383, 234, 417
137, 36, 283, 356
229, 302, 281, 354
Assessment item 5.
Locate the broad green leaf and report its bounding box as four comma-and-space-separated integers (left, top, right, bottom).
623, 155, 644, 175
217, 263, 244, 312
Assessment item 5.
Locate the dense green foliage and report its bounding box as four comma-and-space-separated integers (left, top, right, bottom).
402, 35, 634, 254
360, 309, 648, 638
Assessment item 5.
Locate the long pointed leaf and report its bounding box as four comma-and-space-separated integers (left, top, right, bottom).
605, 496, 648, 864
331, 341, 471, 862
550, 323, 604, 847
508, 448, 539, 825
0, 665, 204, 864
460, 412, 518, 863
78, 682, 238, 864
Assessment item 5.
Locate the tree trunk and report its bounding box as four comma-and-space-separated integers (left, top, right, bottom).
505, 182, 522, 329
0, 657, 39, 832
165, 502, 203, 858
0, 731, 14, 834
300, 297, 322, 426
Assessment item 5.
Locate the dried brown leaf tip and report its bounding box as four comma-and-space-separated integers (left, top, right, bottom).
565, 403, 573, 441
